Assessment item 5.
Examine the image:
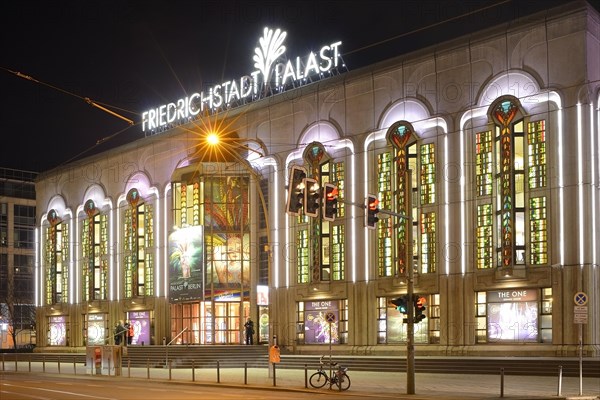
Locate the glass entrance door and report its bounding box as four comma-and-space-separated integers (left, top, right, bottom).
214, 302, 242, 344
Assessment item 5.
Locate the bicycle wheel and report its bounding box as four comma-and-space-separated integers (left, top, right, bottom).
309, 371, 328, 388
336, 373, 351, 391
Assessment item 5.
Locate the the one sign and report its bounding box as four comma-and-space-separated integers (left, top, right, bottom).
142, 27, 342, 133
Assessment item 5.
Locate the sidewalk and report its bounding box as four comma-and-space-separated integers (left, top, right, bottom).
3, 361, 599, 399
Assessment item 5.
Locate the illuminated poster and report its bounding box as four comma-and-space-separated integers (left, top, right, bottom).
258, 307, 269, 343
48, 316, 66, 346
487, 289, 538, 342
128, 311, 150, 345
87, 314, 105, 345
257, 285, 269, 306
204, 176, 250, 297
304, 301, 339, 344
169, 225, 204, 302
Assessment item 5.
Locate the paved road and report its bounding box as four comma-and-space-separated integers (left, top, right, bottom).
1, 362, 599, 399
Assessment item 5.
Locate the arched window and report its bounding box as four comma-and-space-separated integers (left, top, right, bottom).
293, 142, 346, 283
82, 200, 108, 301
123, 188, 154, 298
376, 122, 437, 277
474, 97, 548, 270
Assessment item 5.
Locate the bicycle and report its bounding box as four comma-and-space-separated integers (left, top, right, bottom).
309, 355, 351, 391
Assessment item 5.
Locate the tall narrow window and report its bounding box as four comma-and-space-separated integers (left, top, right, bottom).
476, 131, 493, 196
45, 210, 69, 304
124, 189, 154, 298
529, 196, 548, 265
527, 120, 546, 189
297, 229, 309, 284
476, 204, 493, 269
377, 152, 393, 277
420, 212, 436, 273
82, 200, 108, 301
318, 160, 345, 282
420, 143, 435, 205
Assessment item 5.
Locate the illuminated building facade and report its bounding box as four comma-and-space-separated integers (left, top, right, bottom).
35, 2, 599, 356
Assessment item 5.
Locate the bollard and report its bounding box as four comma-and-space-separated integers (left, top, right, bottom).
15, 354, 18, 371
500, 367, 504, 398
169, 359, 172, 380
73, 358, 76, 375
192, 360, 195, 382
557, 365, 563, 396
244, 362, 247, 385
147, 359, 150, 379
217, 360, 220, 383
29, 355, 32, 372
58, 356, 61, 374
273, 362, 277, 387
43, 355, 46, 373
128, 359, 131, 378
304, 364, 308, 388
2, 353, 4, 371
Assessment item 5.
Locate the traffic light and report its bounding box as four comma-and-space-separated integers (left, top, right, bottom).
304, 178, 320, 217
365, 194, 380, 229
414, 295, 427, 323
390, 295, 409, 314
286, 166, 307, 216
322, 183, 338, 221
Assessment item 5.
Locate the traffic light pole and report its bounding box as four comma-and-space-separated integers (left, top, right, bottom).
404, 170, 415, 394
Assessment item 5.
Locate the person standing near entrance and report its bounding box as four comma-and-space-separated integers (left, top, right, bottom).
244, 318, 254, 345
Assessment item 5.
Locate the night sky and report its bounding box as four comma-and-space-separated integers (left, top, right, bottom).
1, 0, 598, 173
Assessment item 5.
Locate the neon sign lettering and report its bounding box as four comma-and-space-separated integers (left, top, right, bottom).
142, 27, 342, 133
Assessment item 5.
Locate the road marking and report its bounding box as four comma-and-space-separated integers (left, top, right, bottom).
2, 382, 119, 399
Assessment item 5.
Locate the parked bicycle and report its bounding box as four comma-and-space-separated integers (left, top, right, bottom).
309, 355, 351, 391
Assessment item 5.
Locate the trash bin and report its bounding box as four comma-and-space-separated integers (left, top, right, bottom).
269, 344, 281, 363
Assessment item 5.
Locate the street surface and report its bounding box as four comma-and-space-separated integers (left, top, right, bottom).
1, 363, 598, 399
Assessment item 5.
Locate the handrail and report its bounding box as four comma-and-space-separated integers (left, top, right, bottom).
165, 327, 188, 368
167, 327, 188, 346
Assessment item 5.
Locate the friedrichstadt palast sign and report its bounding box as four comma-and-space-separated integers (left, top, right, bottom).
142, 27, 342, 134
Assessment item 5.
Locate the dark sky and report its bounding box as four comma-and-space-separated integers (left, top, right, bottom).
1, 0, 598, 173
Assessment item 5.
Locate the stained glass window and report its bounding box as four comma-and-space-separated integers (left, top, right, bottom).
527, 120, 546, 189
529, 196, 548, 265
331, 225, 344, 280
124, 199, 155, 298
377, 152, 393, 277
476, 204, 493, 269
420, 212, 436, 273
297, 229, 309, 284
476, 131, 493, 196
82, 214, 108, 301
420, 143, 435, 205
333, 162, 345, 218
320, 160, 345, 282
45, 221, 68, 305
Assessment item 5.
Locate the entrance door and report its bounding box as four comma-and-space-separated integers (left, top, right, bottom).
213, 301, 244, 344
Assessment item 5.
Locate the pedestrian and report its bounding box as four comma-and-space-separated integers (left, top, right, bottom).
123, 320, 131, 346
114, 320, 126, 345
125, 320, 134, 345
244, 318, 255, 345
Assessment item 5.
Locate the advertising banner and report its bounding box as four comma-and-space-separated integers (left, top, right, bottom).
169, 225, 204, 302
